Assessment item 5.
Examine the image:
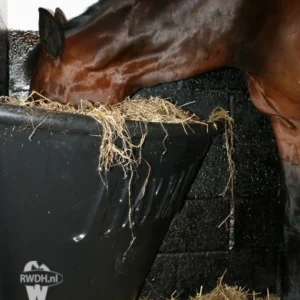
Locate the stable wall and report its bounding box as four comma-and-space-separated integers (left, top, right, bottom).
0, 0, 7, 96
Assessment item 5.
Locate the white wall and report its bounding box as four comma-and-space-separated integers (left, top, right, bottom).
8, 0, 95, 30
0, 0, 7, 25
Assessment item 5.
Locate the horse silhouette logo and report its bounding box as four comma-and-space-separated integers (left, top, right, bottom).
20, 261, 63, 300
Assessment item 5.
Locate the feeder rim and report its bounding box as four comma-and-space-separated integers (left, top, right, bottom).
0, 103, 225, 138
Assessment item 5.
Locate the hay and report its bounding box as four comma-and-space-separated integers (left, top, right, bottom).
209, 108, 235, 199
0, 92, 211, 176
209, 107, 236, 239
188, 275, 279, 300
143, 275, 280, 300
189, 287, 279, 300
142, 288, 280, 300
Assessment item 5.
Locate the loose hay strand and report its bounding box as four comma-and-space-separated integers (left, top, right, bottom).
208, 107, 235, 199
209, 107, 236, 238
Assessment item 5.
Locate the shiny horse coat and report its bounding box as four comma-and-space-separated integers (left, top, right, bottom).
25, 1, 300, 299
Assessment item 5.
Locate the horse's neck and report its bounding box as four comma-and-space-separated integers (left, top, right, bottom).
68, 0, 267, 92
125, 0, 248, 87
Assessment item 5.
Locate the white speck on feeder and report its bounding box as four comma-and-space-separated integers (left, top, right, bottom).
73, 233, 86, 242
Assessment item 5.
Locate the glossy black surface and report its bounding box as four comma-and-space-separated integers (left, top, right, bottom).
0, 103, 220, 300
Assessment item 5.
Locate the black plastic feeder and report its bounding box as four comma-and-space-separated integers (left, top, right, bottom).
0, 103, 224, 300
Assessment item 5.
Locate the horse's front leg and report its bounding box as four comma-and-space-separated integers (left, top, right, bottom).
247, 74, 300, 300
271, 116, 300, 300
281, 162, 300, 300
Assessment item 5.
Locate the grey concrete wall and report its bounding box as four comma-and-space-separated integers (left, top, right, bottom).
9, 31, 38, 98
0, 0, 7, 96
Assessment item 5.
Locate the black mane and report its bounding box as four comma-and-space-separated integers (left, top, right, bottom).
62, 0, 110, 36
24, 0, 110, 82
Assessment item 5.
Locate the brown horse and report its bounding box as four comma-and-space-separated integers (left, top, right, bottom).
25, 1, 300, 299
